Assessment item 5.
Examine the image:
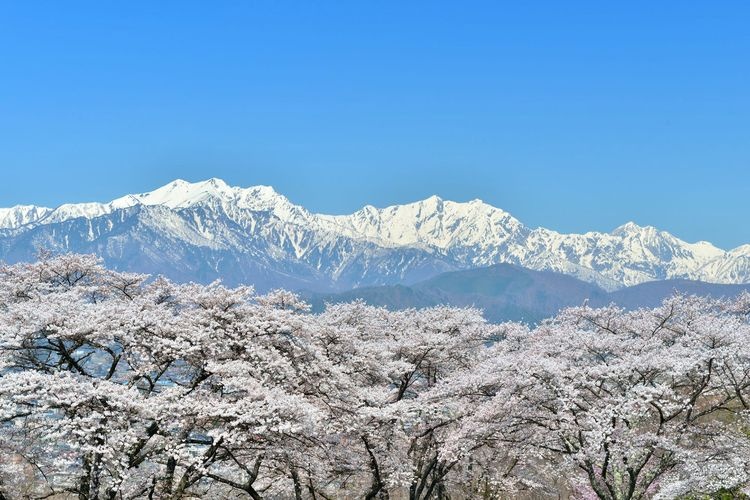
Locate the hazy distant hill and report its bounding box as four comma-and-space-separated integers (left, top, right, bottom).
304, 264, 750, 323
607, 279, 750, 309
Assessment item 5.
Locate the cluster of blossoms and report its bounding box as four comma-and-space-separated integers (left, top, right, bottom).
1, 254, 749, 499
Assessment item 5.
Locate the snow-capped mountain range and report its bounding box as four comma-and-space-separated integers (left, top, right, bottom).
1, 178, 748, 291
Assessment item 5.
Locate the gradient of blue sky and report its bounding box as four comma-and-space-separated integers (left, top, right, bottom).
0, 1, 748, 247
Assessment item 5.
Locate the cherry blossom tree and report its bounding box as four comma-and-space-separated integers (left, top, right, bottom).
442, 296, 750, 499
1, 253, 750, 499
0, 255, 333, 499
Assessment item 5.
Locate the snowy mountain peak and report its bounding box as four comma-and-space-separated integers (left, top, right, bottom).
105, 179, 290, 214
320, 194, 522, 250
611, 221, 657, 236
0, 205, 53, 229
729, 244, 750, 257
120, 178, 236, 208
0, 179, 296, 230
1, 177, 748, 291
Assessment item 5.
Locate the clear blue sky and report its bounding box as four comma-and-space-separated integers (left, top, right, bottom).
1, 1, 748, 248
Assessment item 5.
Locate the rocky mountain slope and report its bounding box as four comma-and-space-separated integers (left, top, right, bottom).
0, 178, 747, 291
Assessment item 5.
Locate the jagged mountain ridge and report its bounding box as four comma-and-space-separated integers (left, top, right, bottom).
0, 178, 747, 291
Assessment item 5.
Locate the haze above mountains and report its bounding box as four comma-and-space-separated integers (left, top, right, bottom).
1, 178, 749, 301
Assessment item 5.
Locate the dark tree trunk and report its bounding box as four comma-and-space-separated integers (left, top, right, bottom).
290, 465, 303, 500
363, 436, 388, 500
162, 456, 177, 496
